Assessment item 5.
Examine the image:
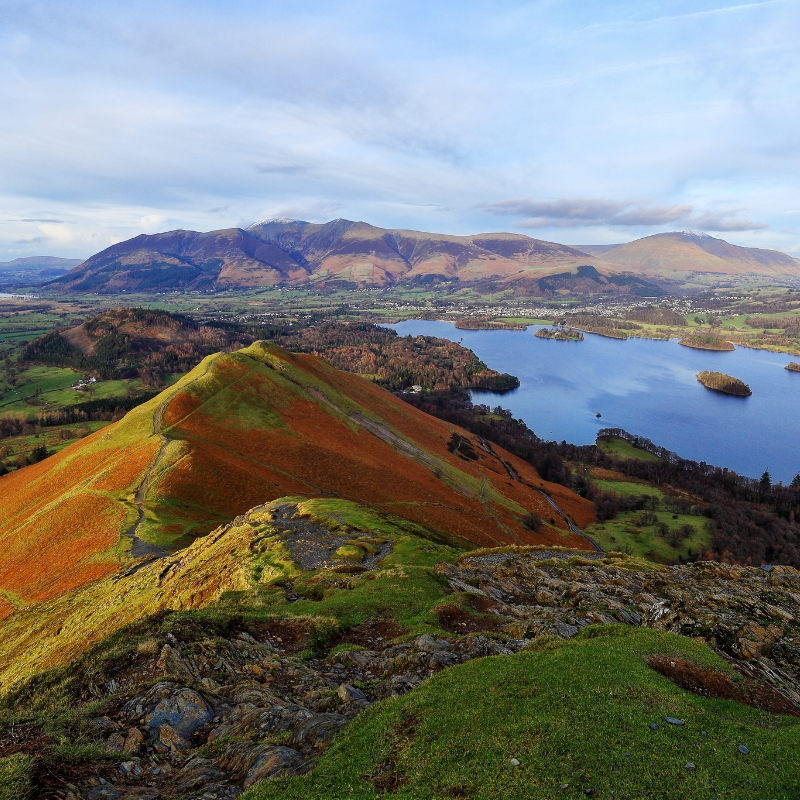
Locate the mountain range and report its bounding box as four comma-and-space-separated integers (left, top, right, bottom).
0, 255, 81, 288
37, 221, 800, 295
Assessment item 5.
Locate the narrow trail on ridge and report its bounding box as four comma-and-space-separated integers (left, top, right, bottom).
123, 395, 172, 560
123, 354, 220, 562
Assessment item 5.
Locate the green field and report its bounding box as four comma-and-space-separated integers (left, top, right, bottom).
592, 478, 665, 499
587, 510, 711, 562
0, 363, 155, 414
596, 436, 662, 463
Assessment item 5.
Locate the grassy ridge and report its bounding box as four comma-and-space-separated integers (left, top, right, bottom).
0, 496, 467, 690
0, 342, 594, 627
245, 626, 800, 800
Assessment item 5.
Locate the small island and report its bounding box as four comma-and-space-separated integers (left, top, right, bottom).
535, 326, 584, 341
697, 371, 752, 397
679, 334, 735, 351
786, 362, 800, 372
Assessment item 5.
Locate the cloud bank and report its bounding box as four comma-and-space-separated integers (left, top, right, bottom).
0, 0, 798, 258
484, 198, 767, 232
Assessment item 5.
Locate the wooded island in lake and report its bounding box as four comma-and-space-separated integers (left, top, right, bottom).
786, 362, 800, 372
696, 370, 752, 396
535, 327, 584, 341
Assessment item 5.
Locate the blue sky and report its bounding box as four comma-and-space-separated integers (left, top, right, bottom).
1, 0, 799, 260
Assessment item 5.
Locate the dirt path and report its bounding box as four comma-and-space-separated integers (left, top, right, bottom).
123, 395, 172, 559
539, 491, 603, 552
123, 355, 220, 562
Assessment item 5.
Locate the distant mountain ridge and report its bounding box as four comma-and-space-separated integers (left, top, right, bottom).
45, 219, 612, 294
0, 255, 82, 287
44, 221, 800, 294
575, 231, 800, 278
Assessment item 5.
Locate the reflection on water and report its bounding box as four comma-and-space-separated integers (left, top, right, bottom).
391, 320, 800, 483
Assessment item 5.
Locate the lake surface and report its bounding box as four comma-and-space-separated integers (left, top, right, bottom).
391, 320, 800, 483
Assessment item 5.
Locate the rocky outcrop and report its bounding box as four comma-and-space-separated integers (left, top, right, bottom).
49, 552, 800, 799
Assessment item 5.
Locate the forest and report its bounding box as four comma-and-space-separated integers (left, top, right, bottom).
557, 314, 641, 339
272, 321, 519, 392
18, 311, 519, 395
679, 334, 735, 351
535, 327, 583, 341
626, 307, 687, 326
21, 308, 249, 386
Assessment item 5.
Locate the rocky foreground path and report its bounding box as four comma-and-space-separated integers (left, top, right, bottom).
31, 552, 800, 799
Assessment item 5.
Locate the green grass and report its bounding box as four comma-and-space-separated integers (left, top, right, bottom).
592, 478, 665, 499
244, 626, 800, 800
0, 366, 155, 414
587, 511, 711, 562
0, 753, 33, 800
0, 364, 83, 410
596, 436, 662, 463
0, 420, 110, 462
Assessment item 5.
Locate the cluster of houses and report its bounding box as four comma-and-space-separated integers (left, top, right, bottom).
71, 376, 97, 391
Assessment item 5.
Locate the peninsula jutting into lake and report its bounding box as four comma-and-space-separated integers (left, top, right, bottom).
679, 334, 735, 351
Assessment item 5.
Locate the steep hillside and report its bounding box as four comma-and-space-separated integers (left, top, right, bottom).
48, 228, 310, 292
46, 220, 605, 292
0, 341, 594, 622
597, 232, 800, 278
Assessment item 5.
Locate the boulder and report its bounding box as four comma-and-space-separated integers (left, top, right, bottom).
156, 644, 195, 682
337, 683, 366, 703
290, 713, 349, 749
173, 757, 227, 793
123, 728, 144, 756
244, 746, 304, 786
133, 683, 214, 739
155, 723, 191, 752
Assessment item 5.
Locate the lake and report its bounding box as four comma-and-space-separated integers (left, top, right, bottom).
390, 320, 800, 483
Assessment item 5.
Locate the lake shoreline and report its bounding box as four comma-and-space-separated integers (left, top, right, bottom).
390, 319, 800, 483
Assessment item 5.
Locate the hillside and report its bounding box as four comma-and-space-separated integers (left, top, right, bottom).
46, 219, 618, 292
47, 228, 311, 293
595, 231, 800, 278
0, 340, 593, 623
20, 307, 253, 386
0, 499, 798, 798
18, 311, 517, 393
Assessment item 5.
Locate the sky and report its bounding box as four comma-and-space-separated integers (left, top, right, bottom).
1, 0, 800, 261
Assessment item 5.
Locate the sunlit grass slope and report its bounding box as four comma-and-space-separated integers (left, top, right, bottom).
246, 626, 800, 800
150, 341, 594, 547
0, 341, 593, 628
0, 497, 464, 690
